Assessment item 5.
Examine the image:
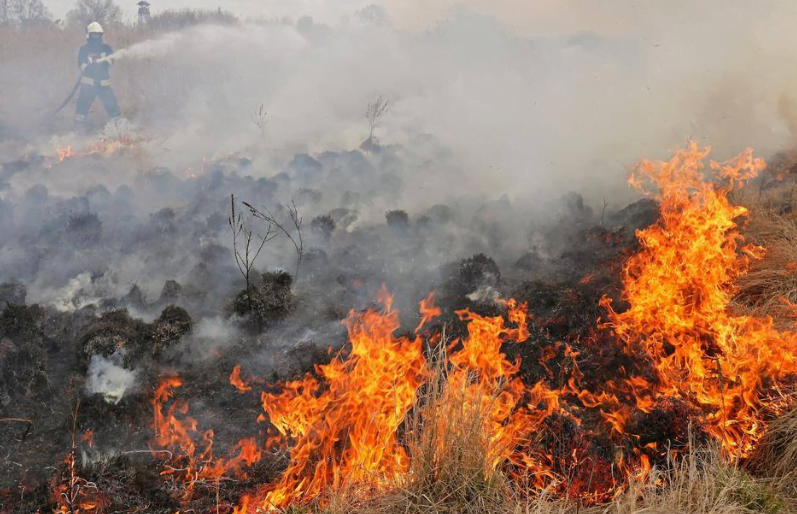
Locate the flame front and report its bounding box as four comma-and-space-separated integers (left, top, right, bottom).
57, 146, 73, 162
147, 143, 797, 511
602, 142, 797, 457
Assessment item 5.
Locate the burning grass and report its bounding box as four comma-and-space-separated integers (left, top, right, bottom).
219, 144, 797, 511
9, 143, 797, 513
735, 207, 797, 326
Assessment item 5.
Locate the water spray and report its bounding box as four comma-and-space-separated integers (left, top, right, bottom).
98, 33, 179, 64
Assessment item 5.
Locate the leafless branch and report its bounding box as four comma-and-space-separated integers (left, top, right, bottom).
600, 197, 609, 227
0, 418, 33, 424
229, 194, 276, 291
242, 200, 304, 279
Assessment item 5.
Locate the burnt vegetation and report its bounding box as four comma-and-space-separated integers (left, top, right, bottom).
1, 79, 796, 513
0, 145, 667, 512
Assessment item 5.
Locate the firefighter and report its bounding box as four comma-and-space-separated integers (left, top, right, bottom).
75, 22, 121, 125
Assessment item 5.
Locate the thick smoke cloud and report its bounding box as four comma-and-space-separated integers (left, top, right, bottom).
0, 1, 795, 310
1, 0, 797, 316
8, 1, 797, 208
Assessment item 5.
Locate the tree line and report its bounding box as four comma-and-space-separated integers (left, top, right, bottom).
1, 0, 124, 27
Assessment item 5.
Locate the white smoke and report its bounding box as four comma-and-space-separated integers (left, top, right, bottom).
47, 272, 100, 312
467, 285, 500, 303
175, 316, 242, 362
85, 352, 138, 404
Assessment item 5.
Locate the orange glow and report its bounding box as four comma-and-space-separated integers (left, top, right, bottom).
81, 429, 94, 449
57, 146, 73, 162
247, 290, 427, 509
151, 377, 263, 504
230, 365, 252, 393
52, 448, 104, 513
53, 132, 147, 164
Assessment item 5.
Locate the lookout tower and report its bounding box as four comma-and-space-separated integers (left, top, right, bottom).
137, 1, 151, 24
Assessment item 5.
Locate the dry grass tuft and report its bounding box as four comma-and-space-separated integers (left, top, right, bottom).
610, 447, 786, 514
348, 344, 514, 514
749, 407, 797, 500
734, 200, 797, 326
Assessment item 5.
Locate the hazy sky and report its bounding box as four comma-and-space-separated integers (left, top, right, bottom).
45, 0, 644, 35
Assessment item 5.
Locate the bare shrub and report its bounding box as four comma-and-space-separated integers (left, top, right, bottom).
365, 94, 390, 143
311, 214, 336, 242
3, 0, 51, 25
385, 209, 409, 228
244, 200, 304, 279
229, 194, 275, 292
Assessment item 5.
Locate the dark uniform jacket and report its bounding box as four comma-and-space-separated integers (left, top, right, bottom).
78, 42, 113, 86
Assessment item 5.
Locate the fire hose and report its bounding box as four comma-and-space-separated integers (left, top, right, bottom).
51, 56, 114, 116
52, 73, 84, 116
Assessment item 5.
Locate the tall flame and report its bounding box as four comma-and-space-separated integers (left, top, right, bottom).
602, 142, 797, 457
246, 290, 427, 509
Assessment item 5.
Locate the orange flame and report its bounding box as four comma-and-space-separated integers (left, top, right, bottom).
415, 291, 441, 333
230, 365, 252, 393
247, 292, 427, 509
52, 447, 104, 513
602, 142, 797, 457
53, 132, 147, 164
151, 377, 262, 503
81, 429, 94, 449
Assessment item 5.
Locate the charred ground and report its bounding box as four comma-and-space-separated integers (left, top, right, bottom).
0, 134, 665, 512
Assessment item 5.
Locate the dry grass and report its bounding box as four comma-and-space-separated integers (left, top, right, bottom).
305, 343, 796, 514
316, 424, 793, 514
0, 24, 153, 128
749, 407, 797, 500
734, 202, 797, 325
0, 13, 240, 129
609, 447, 787, 514
320, 345, 514, 514
377, 361, 511, 513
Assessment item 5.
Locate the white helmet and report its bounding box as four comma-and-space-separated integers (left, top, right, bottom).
86, 22, 104, 37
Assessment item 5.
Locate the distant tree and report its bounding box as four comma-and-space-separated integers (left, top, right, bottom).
12, 0, 51, 23
0, 0, 9, 23
147, 7, 237, 29
67, 0, 122, 27
1, 0, 51, 24
356, 4, 391, 27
